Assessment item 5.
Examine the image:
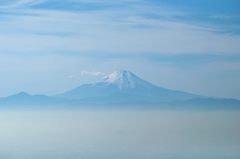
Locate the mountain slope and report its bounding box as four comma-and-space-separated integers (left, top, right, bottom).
55, 70, 200, 103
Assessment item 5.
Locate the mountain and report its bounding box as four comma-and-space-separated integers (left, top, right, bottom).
1, 70, 240, 110
54, 70, 200, 103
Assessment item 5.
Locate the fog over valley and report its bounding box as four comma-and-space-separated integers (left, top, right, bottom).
1, 110, 240, 159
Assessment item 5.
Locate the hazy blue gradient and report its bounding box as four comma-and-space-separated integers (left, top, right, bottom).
1, 1, 240, 159
0, 0, 240, 99
1, 109, 240, 159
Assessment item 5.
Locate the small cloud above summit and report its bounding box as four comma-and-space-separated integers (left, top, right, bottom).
68, 75, 74, 79
81, 70, 105, 76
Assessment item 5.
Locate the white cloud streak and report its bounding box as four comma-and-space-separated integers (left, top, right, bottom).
68, 75, 74, 79
81, 70, 105, 76
209, 14, 231, 20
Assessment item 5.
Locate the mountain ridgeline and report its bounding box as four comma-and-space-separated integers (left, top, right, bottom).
1, 70, 240, 109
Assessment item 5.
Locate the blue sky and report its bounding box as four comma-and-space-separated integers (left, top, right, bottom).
0, 0, 240, 99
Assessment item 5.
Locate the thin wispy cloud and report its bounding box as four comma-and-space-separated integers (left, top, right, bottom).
0, 1, 239, 56
0, 0, 45, 9
209, 14, 232, 20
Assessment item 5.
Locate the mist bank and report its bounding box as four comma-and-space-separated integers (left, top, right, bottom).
1, 110, 240, 159
1, 101, 240, 111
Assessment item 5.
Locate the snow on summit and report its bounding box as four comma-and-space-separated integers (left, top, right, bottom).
98, 70, 153, 89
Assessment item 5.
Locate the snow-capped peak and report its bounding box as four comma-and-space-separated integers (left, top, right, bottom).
99, 70, 152, 89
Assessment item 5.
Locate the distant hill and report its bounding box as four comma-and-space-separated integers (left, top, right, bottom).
0, 92, 56, 105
